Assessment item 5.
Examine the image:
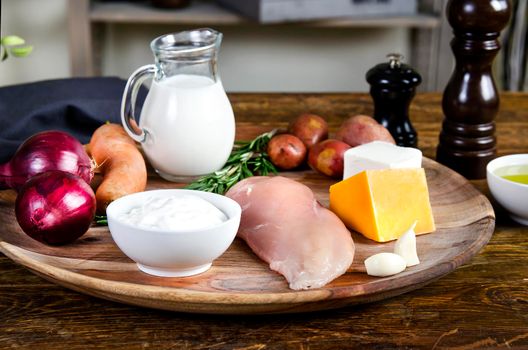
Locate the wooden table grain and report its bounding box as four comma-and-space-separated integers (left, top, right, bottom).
1, 93, 527, 349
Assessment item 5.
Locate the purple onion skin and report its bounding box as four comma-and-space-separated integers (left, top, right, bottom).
15, 170, 96, 245
0, 131, 93, 191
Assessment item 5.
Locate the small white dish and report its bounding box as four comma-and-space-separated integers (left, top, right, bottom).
106, 189, 241, 277
486, 154, 528, 226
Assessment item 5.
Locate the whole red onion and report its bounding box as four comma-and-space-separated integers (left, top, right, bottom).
15, 170, 96, 245
0, 130, 93, 191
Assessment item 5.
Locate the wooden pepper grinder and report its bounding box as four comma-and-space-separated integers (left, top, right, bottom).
366, 53, 422, 148
436, 0, 511, 179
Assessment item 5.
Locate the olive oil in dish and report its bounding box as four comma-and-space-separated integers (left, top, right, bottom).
494, 164, 528, 185
502, 174, 528, 184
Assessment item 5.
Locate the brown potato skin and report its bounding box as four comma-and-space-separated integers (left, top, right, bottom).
336, 115, 395, 147
288, 113, 329, 148
267, 134, 307, 170
308, 139, 351, 178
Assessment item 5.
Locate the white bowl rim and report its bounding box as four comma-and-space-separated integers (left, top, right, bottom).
486, 153, 528, 188
106, 189, 242, 234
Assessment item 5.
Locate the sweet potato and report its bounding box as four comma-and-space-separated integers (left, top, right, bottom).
88, 123, 147, 214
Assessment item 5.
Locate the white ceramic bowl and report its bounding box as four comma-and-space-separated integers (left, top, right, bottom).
486, 154, 528, 226
106, 189, 241, 277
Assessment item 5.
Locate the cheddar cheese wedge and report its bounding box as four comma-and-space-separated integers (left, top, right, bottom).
329, 168, 435, 242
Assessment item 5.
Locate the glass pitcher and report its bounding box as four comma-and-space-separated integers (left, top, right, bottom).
121, 28, 235, 181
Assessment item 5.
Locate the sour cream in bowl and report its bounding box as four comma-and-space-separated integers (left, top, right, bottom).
106, 189, 241, 277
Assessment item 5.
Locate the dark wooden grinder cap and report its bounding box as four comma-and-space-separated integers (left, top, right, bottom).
366, 53, 422, 148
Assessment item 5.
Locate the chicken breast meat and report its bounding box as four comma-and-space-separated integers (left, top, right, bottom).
226, 176, 355, 290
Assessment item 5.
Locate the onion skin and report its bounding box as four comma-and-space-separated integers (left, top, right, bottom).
0, 131, 93, 191
15, 170, 96, 245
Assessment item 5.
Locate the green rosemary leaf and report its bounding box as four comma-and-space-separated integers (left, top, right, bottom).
185, 129, 279, 194
94, 215, 108, 226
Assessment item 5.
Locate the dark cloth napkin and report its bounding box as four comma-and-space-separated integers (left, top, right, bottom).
0, 77, 147, 163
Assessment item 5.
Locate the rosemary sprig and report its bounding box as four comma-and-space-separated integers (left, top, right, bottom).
186, 129, 279, 194
94, 215, 108, 226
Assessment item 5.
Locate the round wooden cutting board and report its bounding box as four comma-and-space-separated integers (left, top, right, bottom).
0, 158, 494, 314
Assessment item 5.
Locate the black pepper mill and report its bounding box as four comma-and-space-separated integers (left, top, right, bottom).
436, 0, 511, 179
366, 53, 422, 148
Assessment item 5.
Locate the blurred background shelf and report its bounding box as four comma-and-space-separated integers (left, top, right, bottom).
2, 0, 521, 92
90, 0, 245, 25
1, 0, 522, 93
69, 0, 450, 91
89, 0, 440, 28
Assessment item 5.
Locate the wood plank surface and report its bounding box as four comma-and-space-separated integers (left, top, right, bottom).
1, 93, 527, 349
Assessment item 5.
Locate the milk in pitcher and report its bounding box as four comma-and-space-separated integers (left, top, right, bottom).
121, 29, 235, 181
139, 74, 235, 180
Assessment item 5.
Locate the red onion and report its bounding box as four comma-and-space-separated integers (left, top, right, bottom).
0, 130, 93, 191
15, 170, 96, 245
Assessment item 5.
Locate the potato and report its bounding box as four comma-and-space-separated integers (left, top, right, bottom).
308, 139, 351, 178
288, 113, 329, 148
336, 115, 395, 147
267, 134, 307, 170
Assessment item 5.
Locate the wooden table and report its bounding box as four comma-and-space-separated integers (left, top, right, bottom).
1, 93, 527, 349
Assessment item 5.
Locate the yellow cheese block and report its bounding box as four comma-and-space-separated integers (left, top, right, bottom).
329, 168, 435, 242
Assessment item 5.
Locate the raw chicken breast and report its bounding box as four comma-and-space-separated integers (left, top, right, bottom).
226, 176, 355, 290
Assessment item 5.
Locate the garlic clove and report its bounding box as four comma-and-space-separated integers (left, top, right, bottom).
364, 252, 406, 277
394, 221, 420, 267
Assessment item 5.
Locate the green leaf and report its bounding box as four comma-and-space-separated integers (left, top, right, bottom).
184, 129, 279, 194
1, 49, 8, 62
9, 45, 33, 57
94, 215, 108, 226
1, 35, 25, 46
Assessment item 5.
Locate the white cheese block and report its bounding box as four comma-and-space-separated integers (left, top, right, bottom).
343, 141, 422, 180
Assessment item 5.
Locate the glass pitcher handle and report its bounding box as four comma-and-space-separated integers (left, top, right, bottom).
120, 64, 156, 143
